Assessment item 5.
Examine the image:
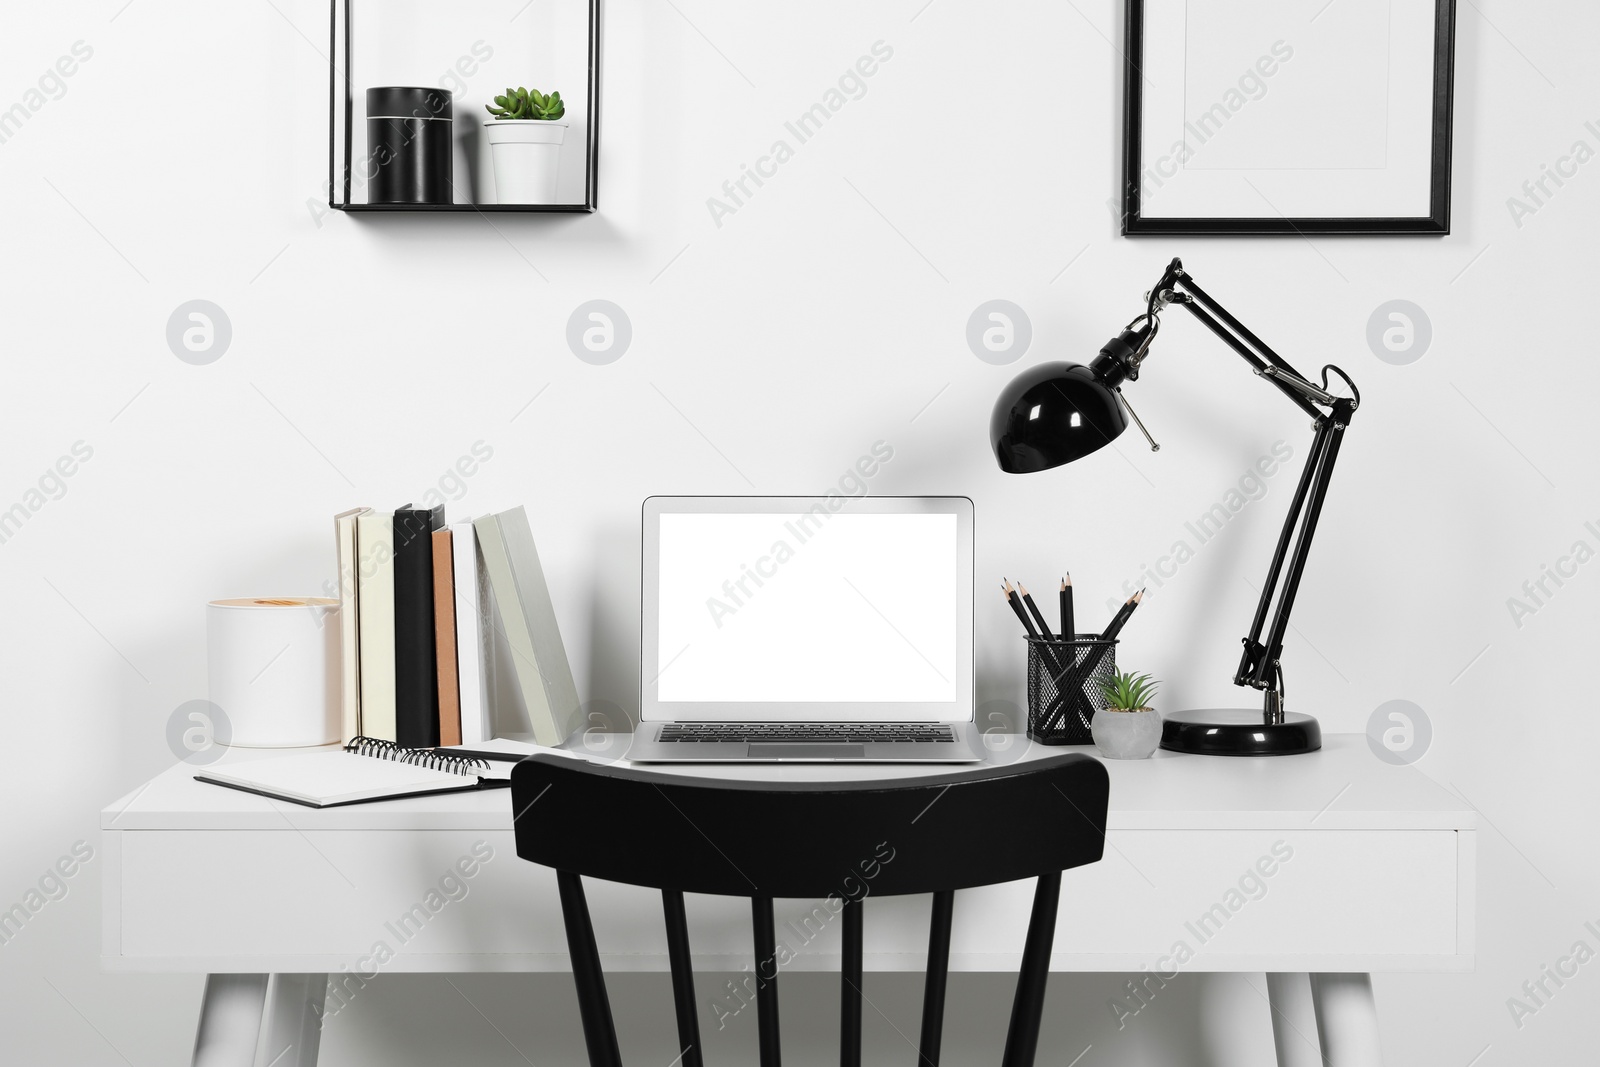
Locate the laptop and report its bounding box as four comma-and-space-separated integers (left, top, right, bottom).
626, 496, 985, 763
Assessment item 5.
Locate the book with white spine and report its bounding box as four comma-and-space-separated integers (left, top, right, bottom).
451, 518, 492, 746
355, 509, 396, 741
333, 507, 369, 744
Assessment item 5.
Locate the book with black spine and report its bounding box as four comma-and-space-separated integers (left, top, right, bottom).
393, 503, 445, 748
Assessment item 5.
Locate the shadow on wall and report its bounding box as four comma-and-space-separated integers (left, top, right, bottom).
317, 970, 1281, 1066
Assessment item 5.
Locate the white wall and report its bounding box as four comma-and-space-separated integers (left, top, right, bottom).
2, 0, 1597, 1064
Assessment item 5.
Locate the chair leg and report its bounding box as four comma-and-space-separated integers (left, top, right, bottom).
999, 872, 1061, 1067
840, 897, 863, 1067
662, 889, 704, 1067
918, 890, 955, 1067
558, 870, 623, 1067
751, 895, 782, 1067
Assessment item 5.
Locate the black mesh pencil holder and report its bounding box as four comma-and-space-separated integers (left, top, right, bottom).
1026, 636, 1117, 745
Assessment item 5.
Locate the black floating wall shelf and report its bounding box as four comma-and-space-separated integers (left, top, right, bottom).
329, 0, 601, 214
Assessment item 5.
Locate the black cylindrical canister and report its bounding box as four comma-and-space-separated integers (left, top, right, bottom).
366, 87, 454, 205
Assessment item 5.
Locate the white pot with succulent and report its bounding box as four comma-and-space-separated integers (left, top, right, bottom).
1091, 670, 1163, 759
484, 86, 568, 204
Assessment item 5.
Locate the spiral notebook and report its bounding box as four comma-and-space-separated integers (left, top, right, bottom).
195, 738, 513, 809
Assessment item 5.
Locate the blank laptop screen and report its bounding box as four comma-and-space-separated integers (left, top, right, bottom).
651, 507, 963, 715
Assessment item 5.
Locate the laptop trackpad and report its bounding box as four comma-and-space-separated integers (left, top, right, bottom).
747, 744, 865, 760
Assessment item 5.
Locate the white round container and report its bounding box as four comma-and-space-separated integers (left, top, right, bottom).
207, 598, 340, 747
485, 120, 567, 203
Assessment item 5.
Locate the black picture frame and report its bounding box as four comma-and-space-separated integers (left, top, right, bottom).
328, 0, 601, 214
1120, 0, 1455, 236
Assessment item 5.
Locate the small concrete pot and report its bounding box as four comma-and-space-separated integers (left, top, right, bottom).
1091, 708, 1163, 759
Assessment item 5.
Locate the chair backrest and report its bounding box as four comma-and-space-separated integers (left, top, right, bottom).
511, 753, 1109, 1067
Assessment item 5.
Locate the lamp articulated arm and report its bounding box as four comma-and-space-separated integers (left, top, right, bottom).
1097, 258, 1360, 722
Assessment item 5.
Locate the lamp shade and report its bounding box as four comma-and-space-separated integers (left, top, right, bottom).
990, 361, 1128, 473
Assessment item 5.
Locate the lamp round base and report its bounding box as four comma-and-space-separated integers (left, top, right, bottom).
1159, 708, 1322, 756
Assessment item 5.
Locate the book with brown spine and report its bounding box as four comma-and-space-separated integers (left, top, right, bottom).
432, 527, 463, 747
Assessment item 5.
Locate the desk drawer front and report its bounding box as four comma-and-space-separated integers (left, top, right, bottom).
112, 827, 1464, 971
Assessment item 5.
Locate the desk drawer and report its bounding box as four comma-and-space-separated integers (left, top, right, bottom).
107, 826, 1469, 973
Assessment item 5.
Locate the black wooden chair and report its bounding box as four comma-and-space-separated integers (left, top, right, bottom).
510, 753, 1109, 1067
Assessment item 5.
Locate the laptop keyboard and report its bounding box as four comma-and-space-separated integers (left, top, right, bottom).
658, 723, 956, 744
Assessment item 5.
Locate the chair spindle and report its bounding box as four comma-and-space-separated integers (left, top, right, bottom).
752, 895, 782, 1067
557, 871, 623, 1067
662, 889, 704, 1067
918, 889, 956, 1067
839, 897, 863, 1067
999, 872, 1062, 1067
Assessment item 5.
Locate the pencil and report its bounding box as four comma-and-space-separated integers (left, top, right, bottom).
1060, 575, 1074, 642
1002, 581, 1040, 639
1011, 580, 1077, 736
1058, 576, 1081, 721
1043, 588, 1145, 729
1018, 583, 1054, 641
1042, 590, 1145, 735
1007, 582, 1074, 708
1101, 588, 1145, 642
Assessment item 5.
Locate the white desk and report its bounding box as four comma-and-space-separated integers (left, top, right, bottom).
102, 735, 1473, 1067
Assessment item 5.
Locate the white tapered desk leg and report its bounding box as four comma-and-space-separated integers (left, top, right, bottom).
260, 974, 327, 1067
191, 974, 267, 1067
1310, 972, 1384, 1067
1266, 973, 1323, 1067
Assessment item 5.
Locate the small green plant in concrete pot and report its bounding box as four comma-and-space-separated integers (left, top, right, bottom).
1091, 670, 1163, 759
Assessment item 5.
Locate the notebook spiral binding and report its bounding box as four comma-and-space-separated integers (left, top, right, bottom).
344, 736, 491, 776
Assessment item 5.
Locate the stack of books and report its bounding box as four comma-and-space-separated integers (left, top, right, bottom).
332, 505, 581, 750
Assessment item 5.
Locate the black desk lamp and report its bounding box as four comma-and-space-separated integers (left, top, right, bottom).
990, 258, 1360, 756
